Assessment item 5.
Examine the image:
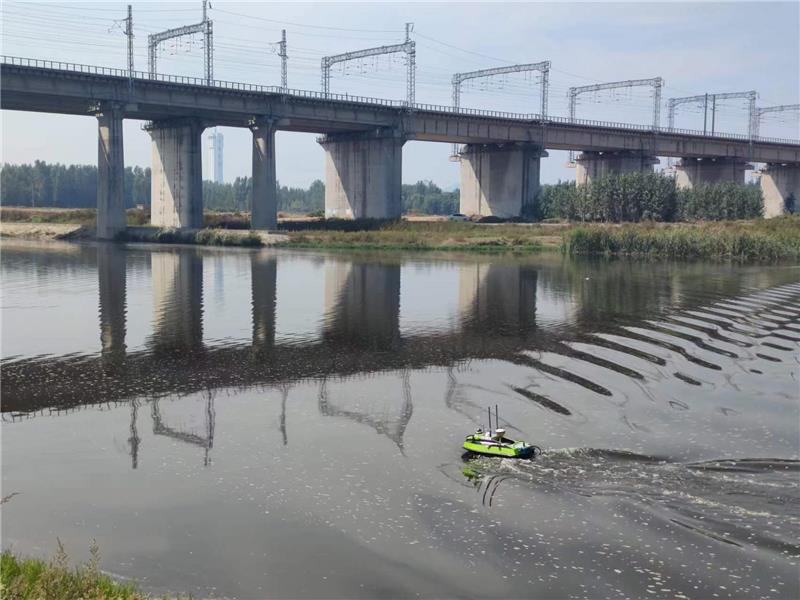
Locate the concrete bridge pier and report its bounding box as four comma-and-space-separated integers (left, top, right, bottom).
575, 151, 658, 185
147, 118, 205, 229
459, 143, 547, 218
674, 157, 753, 189
251, 118, 278, 230
96, 103, 126, 239
759, 163, 799, 217
319, 129, 404, 219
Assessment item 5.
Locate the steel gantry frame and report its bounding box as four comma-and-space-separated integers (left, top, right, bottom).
321, 23, 415, 105
452, 61, 551, 118
148, 0, 213, 84
569, 77, 663, 130
667, 91, 757, 139
754, 104, 800, 139
450, 60, 550, 158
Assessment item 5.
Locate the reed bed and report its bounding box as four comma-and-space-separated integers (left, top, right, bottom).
561, 217, 800, 260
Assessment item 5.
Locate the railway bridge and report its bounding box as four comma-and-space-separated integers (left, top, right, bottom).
2, 56, 800, 237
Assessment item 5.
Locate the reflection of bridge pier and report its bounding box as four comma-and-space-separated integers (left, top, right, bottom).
459, 263, 538, 335
251, 254, 277, 351
149, 251, 204, 354
323, 260, 401, 350
98, 245, 127, 363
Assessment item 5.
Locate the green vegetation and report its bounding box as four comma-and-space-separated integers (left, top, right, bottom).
118, 227, 265, 247
537, 172, 767, 222
402, 180, 459, 215
279, 220, 561, 252
1, 161, 150, 209
2, 163, 459, 216
1, 543, 159, 600
561, 217, 800, 260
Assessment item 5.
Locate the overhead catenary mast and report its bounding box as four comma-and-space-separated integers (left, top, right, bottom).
667, 91, 757, 138
450, 60, 550, 157
754, 104, 799, 139
125, 5, 134, 76
567, 77, 663, 163
148, 0, 213, 84
321, 22, 415, 106
278, 29, 288, 90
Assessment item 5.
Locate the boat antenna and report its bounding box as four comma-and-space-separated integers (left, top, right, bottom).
487, 406, 492, 431
495, 404, 499, 430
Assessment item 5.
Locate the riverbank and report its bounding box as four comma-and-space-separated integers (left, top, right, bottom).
1, 548, 172, 600
561, 217, 800, 260
2, 207, 798, 259
276, 217, 800, 260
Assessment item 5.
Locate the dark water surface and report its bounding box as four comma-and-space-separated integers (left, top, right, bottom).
1, 240, 798, 599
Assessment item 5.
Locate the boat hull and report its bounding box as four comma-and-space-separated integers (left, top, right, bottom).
463, 436, 536, 458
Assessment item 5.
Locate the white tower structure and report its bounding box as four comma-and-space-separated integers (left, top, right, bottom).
207, 129, 224, 183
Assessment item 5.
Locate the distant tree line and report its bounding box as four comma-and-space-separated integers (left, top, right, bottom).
1, 162, 767, 221
0, 163, 459, 215
1, 161, 150, 209
536, 172, 764, 222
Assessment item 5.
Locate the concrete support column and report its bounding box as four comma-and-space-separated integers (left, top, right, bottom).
459, 143, 546, 218
319, 129, 404, 219
758, 163, 799, 217
96, 103, 126, 239
148, 118, 205, 228
674, 157, 752, 190
574, 151, 658, 185
250, 118, 278, 230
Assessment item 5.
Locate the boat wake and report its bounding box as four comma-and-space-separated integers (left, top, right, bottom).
455, 449, 800, 558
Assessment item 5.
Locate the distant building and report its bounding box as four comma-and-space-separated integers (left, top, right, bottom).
207, 129, 224, 183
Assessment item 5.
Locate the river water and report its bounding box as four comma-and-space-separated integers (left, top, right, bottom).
1, 240, 798, 599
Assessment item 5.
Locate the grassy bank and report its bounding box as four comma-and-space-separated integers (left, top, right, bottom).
1, 546, 165, 600
118, 226, 284, 247
3, 207, 798, 260
278, 220, 564, 252
561, 217, 800, 260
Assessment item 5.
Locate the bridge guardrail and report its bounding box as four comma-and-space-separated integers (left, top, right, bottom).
2, 55, 798, 146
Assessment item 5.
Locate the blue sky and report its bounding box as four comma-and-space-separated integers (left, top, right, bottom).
2, 1, 798, 188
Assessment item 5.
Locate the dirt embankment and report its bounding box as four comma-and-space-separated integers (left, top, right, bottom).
0, 222, 95, 241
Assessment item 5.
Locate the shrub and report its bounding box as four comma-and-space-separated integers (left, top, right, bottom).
538, 173, 762, 223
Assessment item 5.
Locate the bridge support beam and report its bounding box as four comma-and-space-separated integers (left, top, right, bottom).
251, 118, 278, 230
759, 163, 799, 217
319, 129, 404, 219
96, 104, 126, 239
459, 144, 546, 218
148, 119, 205, 229
574, 151, 658, 185
674, 157, 752, 189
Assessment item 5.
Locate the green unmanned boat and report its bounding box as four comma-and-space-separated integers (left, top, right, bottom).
463, 405, 541, 459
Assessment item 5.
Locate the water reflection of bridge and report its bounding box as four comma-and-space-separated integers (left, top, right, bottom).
2, 246, 540, 414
